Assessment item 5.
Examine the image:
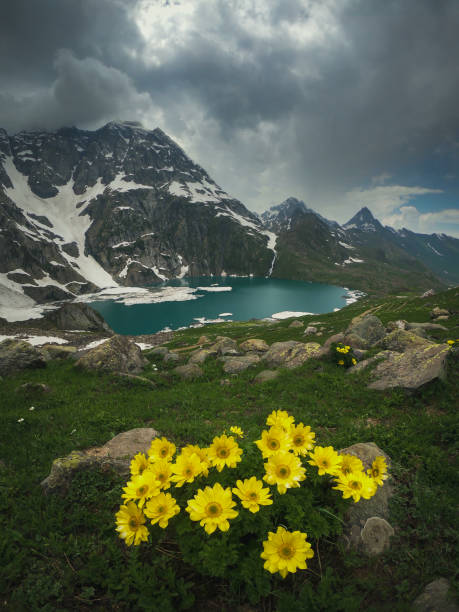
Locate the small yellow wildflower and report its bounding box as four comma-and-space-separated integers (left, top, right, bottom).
130, 452, 150, 477
289, 423, 316, 456
266, 410, 295, 431
170, 452, 204, 487
308, 446, 343, 476
229, 426, 244, 439
232, 477, 273, 513
207, 434, 242, 472
181, 444, 211, 477
186, 482, 238, 534
148, 458, 173, 490
144, 492, 180, 528
115, 502, 149, 546
261, 526, 314, 578
367, 456, 388, 486
255, 426, 292, 458
338, 359, 345, 366
263, 451, 306, 494
339, 453, 364, 476
148, 437, 176, 463
122, 471, 160, 508
333, 471, 377, 502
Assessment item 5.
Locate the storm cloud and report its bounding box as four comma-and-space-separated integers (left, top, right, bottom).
1, 0, 458, 234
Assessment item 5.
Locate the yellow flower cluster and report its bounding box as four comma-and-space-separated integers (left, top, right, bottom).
115, 412, 388, 581
447, 339, 459, 346
336, 344, 351, 354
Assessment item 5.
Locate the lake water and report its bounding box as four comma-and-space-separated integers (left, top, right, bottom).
85, 277, 358, 335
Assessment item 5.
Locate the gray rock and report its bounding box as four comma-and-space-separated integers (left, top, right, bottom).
353, 348, 367, 360
221, 354, 260, 374
41, 428, 159, 495
0, 339, 47, 376
406, 322, 448, 331
254, 369, 280, 383
430, 307, 449, 319
45, 303, 113, 332
368, 344, 450, 391
288, 320, 304, 328
74, 335, 147, 374
347, 350, 395, 375
40, 344, 77, 360
316, 332, 345, 357
148, 346, 170, 357
173, 364, 203, 380
197, 335, 211, 345
360, 517, 394, 556
345, 314, 386, 348
16, 382, 51, 393
420, 289, 435, 298
436, 315, 450, 321
188, 348, 218, 365
376, 329, 433, 352
210, 336, 241, 356
262, 341, 321, 369
303, 326, 318, 335
386, 320, 407, 331
239, 338, 269, 353
413, 578, 459, 612
163, 351, 180, 364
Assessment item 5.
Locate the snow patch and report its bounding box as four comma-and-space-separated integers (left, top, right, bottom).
271, 311, 315, 320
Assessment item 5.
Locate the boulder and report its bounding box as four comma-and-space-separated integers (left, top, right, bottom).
430, 307, 449, 319
436, 315, 450, 321
406, 322, 448, 331
188, 348, 218, 365
40, 344, 77, 360
41, 428, 159, 494
254, 370, 280, 383
413, 578, 459, 612
262, 341, 321, 369
163, 351, 180, 364
376, 329, 433, 352
348, 351, 395, 375
45, 302, 113, 332
239, 338, 269, 353
344, 314, 386, 348
360, 517, 394, 556
221, 354, 260, 374
74, 335, 147, 374
288, 320, 304, 328
0, 339, 47, 376
173, 364, 203, 380
148, 346, 170, 357
420, 289, 435, 298
386, 320, 407, 331
368, 344, 450, 391
197, 335, 211, 345
210, 336, 241, 356
16, 382, 51, 393
303, 326, 318, 336
316, 333, 345, 358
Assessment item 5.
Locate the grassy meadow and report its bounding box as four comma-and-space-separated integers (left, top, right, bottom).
0, 288, 458, 611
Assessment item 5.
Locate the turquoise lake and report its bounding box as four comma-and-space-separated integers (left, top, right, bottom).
87, 277, 356, 335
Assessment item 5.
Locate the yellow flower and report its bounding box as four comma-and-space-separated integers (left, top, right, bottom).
261, 526, 314, 578
229, 426, 244, 439
263, 451, 306, 494
122, 471, 160, 508
352, 358, 357, 365
115, 502, 149, 546
339, 453, 364, 476
367, 456, 388, 486
266, 410, 295, 431
232, 477, 273, 513
148, 458, 173, 490
148, 437, 176, 463
289, 423, 316, 456
308, 446, 343, 476
181, 444, 211, 477
207, 434, 243, 472
144, 492, 180, 528
170, 452, 204, 487
338, 359, 344, 366
186, 482, 238, 534
255, 426, 292, 458
447, 340, 454, 345
130, 452, 150, 477
333, 471, 377, 502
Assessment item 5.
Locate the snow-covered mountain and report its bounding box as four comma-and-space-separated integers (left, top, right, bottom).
0, 121, 275, 307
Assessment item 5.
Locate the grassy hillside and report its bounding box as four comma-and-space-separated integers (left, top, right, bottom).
0, 288, 458, 610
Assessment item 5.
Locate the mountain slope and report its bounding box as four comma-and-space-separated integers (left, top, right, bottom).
0, 122, 275, 304
264, 200, 448, 295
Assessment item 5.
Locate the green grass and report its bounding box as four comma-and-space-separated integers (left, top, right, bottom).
0, 288, 458, 610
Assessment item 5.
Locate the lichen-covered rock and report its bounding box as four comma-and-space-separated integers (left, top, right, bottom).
163, 351, 180, 364
41, 428, 159, 494
221, 354, 260, 374
368, 344, 449, 391
74, 335, 147, 374
347, 350, 395, 374
239, 338, 269, 353
413, 578, 459, 612
188, 348, 218, 365
173, 364, 203, 380
254, 369, 280, 383
386, 320, 407, 331
345, 314, 386, 348
360, 517, 394, 556
430, 307, 449, 319
316, 332, 345, 357
288, 320, 304, 328
210, 336, 241, 356
0, 339, 47, 376
148, 346, 170, 357
40, 344, 77, 360
376, 329, 433, 352
262, 341, 321, 369
303, 326, 318, 336
406, 321, 448, 331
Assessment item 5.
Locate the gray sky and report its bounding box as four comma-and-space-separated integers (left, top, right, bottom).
1, 0, 459, 236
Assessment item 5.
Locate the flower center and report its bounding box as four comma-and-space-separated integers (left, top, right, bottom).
350, 481, 362, 490
279, 545, 294, 559
276, 465, 291, 479
137, 486, 147, 496
160, 448, 167, 457
320, 459, 329, 468
158, 473, 166, 481
129, 518, 138, 529
269, 439, 280, 450
205, 502, 222, 517
294, 436, 304, 446
372, 468, 379, 477
218, 447, 229, 458
249, 492, 258, 500
158, 506, 165, 514
185, 468, 193, 477
342, 465, 351, 474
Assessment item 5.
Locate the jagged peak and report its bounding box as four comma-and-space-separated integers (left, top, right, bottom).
344, 206, 382, 231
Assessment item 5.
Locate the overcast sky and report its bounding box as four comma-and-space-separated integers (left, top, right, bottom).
1, 0, 459, 236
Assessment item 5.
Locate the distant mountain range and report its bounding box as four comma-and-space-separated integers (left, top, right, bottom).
0, 122, 457, 311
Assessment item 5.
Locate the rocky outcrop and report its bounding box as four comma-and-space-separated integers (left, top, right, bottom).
221, 354, 260, 374
254, 369, 280, 383
75, 335, 147, 374
188, 348, 218, 365
413, 578, 459, 612
239, 338, 269, 353
0, 339, 47, 375
173, 364, 204, 380
210, 336, 241, 356
44, 303, 113, 333
344, 315, 386, 349
263, 341, 321, 368
376, 329, 433, 352
41, 428, 158, 494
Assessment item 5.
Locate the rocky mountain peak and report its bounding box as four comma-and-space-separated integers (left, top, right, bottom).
344, 207, 382, 232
